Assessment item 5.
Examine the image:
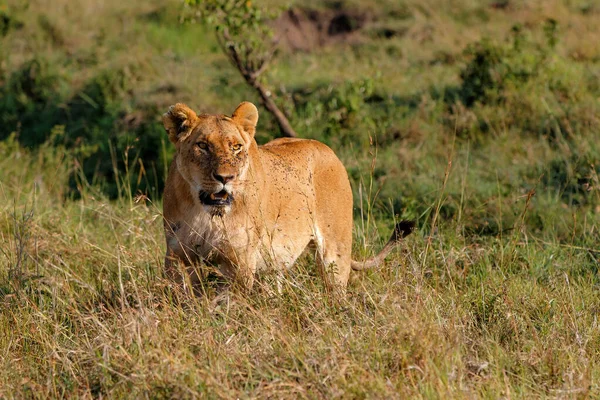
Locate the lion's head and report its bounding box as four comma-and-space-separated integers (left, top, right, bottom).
163, 102, 259, 215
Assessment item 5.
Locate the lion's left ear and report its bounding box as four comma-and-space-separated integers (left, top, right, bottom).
232, 102, 259, 137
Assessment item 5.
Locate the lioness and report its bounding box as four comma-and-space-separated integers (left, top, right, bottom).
162, 101, 413, 293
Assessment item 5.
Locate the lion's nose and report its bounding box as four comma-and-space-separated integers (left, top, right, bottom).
213, 173, 235, 184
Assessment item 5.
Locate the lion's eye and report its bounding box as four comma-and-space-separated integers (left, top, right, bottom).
196, 142, 208, 151
232, 143, 243, 152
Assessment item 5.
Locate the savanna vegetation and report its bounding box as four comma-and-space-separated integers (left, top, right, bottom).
1, 0, 599, 397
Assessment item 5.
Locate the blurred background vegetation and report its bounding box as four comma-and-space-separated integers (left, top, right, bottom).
1, 0, 599, 255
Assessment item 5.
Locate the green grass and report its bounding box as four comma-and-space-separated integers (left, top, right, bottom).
1, 0, 600, 397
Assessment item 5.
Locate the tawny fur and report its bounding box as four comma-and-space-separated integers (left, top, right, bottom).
162, 101, 413, 293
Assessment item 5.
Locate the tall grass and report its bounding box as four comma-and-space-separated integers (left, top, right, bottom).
1, 121, 599, 398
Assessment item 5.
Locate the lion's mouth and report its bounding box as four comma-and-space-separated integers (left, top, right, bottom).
199, 190, 233, 206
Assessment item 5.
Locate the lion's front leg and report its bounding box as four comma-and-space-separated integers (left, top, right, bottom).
211, 221, 261, 293
214, 245, 258, 293
164, 241, 205, 296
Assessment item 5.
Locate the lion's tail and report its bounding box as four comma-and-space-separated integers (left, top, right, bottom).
351, 220, 415, 271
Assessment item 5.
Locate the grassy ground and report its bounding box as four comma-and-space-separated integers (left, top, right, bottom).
1, 0, 600, 398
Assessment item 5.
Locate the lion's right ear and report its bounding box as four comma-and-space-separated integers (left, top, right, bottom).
162, 103, 198, 143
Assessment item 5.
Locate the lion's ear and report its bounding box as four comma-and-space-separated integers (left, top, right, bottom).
162, 103, 198, 143
232, 102, 259, 137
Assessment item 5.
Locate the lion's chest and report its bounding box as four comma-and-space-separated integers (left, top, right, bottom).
170, 211, 256, 263
168, 214, 218, 259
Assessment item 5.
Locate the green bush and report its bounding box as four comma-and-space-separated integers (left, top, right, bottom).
0, 57, 68, 146
290, 77, 407, 147
449, 20, 600, 140
458, 22, 557, 108
0, 58, 168, 199
0, 3, 23, 37
541, 154, 600, 206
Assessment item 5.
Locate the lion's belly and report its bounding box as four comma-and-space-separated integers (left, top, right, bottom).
254, 200, 316, 270
256, 230, 314, 271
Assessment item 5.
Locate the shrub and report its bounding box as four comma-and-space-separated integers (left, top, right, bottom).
0, 57, 68, 146
289, 77, 403, 147
0, 58, 168, 199
451, 20, 600, 139
457, 23, 555, 108
541, 154, 600, 206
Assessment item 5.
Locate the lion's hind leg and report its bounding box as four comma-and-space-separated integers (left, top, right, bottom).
313, 226, 352, 294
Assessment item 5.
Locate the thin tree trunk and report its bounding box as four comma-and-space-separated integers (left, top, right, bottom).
220, 33, 298, 138
247, 77, 297, 138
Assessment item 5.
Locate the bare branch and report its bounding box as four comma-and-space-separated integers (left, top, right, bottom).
217, 29, 297, 137
194, 2, 298, 138
249, 39, 279, 80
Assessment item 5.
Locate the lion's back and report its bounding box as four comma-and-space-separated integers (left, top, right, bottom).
260, 137, 342, 168
259, 137, 352, 205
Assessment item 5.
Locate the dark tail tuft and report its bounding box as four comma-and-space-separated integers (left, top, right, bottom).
392, 220, 416, 241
